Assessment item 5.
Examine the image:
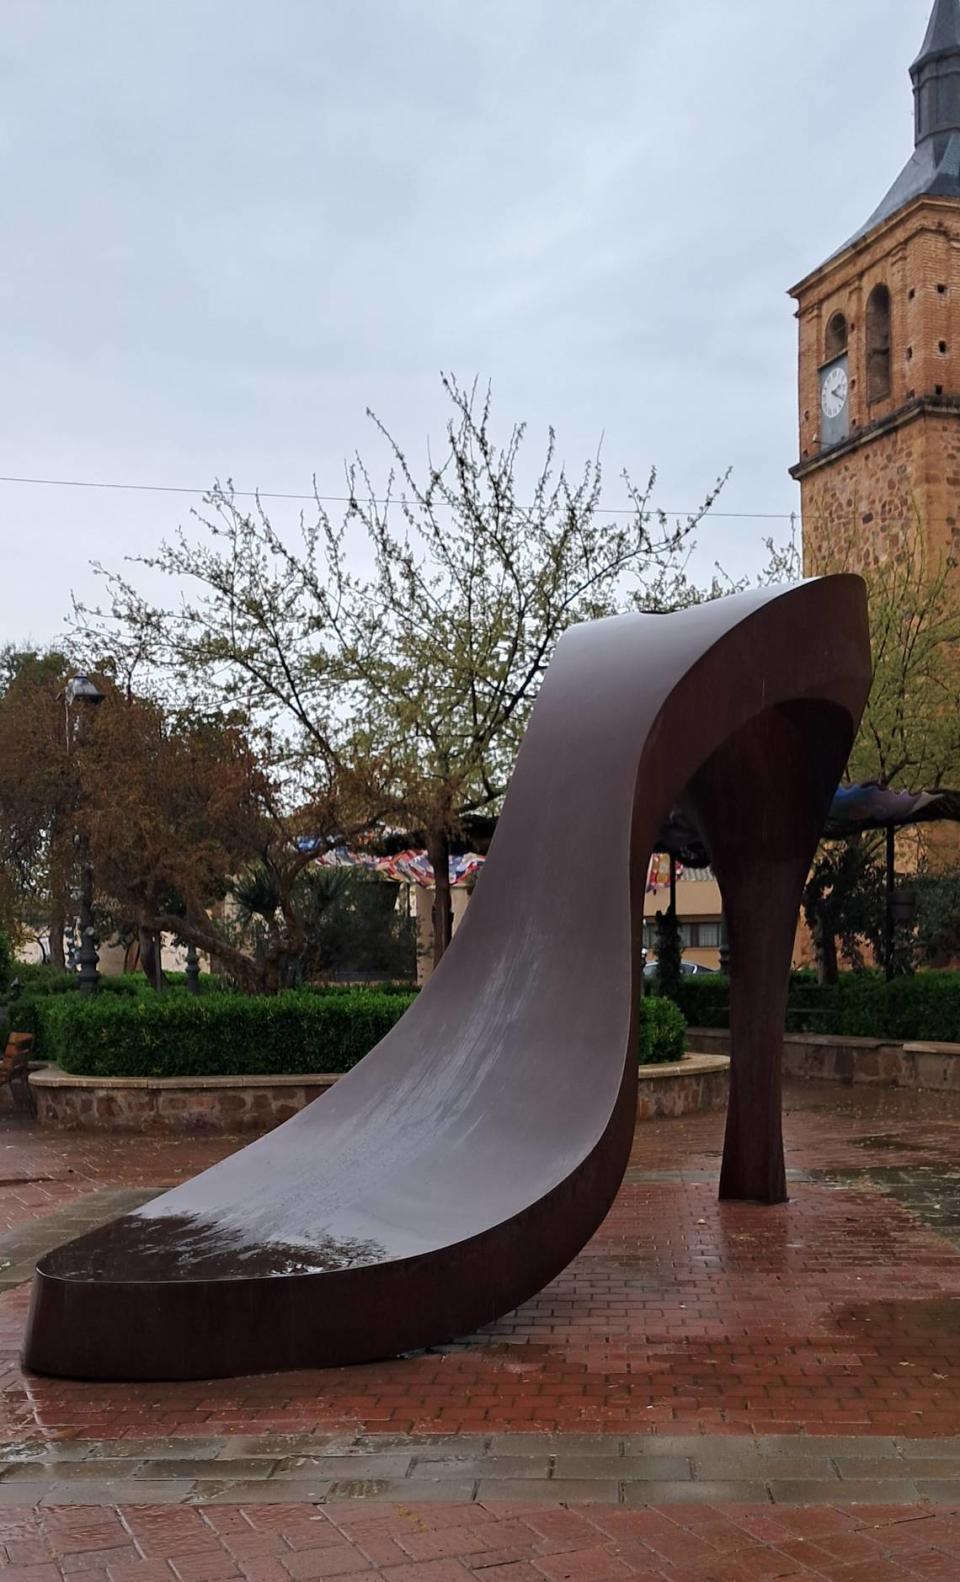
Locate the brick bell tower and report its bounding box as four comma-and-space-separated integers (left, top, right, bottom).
791, 0, 960, 574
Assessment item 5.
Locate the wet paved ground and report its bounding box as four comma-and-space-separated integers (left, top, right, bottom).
6, 1081, 960, 1575
12, 1496, 960, 1582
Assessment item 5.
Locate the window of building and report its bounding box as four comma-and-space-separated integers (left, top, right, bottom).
866, 284, 892, 403
825, 312, 848, 360
642, 920, 724, 951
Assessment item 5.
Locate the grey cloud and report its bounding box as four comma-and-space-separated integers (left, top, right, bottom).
0, 0, 931, 642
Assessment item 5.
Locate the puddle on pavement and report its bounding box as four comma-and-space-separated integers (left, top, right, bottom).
854, 1132, 934, 1152
815, 1163, 960, 1247
402, 1335, 561, 1363
836, 1295, 960, 1342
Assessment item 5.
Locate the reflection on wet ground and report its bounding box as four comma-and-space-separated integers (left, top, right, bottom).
814, 1162, 960, 1246
854, 1131, 938, 1151
40, 1211, 390, 1280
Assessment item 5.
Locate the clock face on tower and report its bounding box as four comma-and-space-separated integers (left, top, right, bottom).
819, 354, 850, 447
821, 363, 848, 419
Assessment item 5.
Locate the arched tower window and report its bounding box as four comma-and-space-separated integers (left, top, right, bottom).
866, 284, 892, 403
825, 312, 848, 360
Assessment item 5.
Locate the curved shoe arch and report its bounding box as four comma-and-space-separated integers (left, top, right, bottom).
24, 576, 872, 1381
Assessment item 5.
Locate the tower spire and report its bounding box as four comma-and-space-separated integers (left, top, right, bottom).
913, 0, 960, 145
832, 0, 960, 252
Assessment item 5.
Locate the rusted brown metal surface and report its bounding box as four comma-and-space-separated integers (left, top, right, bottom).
23, 577, 872, 1381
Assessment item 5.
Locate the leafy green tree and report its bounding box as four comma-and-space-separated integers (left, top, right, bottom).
911, 868, 960, 968
652, 907, 683, 1004
797, 514, 960, 980
801, 839, 885, 983
76, 689, 356, 995
238, 866, 416, 984
0, 648, 78, 969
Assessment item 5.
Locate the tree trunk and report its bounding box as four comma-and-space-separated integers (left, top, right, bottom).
426, 827, 453, 968
48, 900, 66, 971
813, 913, 839, 985
138, 926, 166, 991
150, 909, 267, 995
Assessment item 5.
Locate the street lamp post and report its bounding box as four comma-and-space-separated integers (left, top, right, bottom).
65, 676, 105, 996
184, 940, 200, 996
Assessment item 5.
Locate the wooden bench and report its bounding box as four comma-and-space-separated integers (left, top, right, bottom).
1, 1032, 35, 1113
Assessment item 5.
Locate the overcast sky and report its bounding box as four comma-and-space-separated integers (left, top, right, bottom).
1, 0, 934, 647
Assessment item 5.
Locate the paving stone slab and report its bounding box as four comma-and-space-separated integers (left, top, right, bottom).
39, 1481, 199, 1506
1, 1460, 146, 1481
556, 1456, 693, 1481
898, 1437, 960, 1457
226, 1435, 364, 1458
275, 1455, 415, 1480
353, 1478, 480, 1502
769, 1477, 924, 1503
476, 1478, 621, 1504
135, 1458, 282, 1480
914, 1478, 960, 1499
487, 1434, 620, 1455
0, 1481, 54, 1506
693, 1454, 839, 1480
621, 1435, 720, 1457
756, 1434, 902, 1457
93, 1437, 238, 1461
834, 1456, 941, 1479
193, 1480, 337, 1505
622, 1480, 772, 1505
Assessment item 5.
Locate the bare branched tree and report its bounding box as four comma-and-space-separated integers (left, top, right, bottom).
74, 376, 725, 963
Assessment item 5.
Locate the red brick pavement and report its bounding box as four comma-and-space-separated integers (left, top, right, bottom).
0, 1119, 236, 1233
5, 1086, 960, 1445
5, 1498, 960, 1582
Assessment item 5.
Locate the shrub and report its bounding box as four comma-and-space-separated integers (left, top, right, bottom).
31, 986, 417, 1077
11, 965, 149, 998
667, 974, 732, 1029
638, 996, 686, 1065
785, 979, 840, 1034
837, 971, 960, 1042
12, 963, 84, 996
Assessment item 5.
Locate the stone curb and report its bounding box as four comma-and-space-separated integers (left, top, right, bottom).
4, 1433, 960, 1506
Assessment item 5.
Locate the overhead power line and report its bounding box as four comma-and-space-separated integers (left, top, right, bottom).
0, 471, 798, 523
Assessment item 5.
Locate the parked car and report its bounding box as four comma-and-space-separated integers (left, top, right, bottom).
643, 959, 717, 978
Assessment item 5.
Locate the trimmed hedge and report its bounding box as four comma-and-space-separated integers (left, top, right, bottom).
669, 975, 732, 1030
665, 969, 960, 1044
30, 987, 417, 1078
638, 996, 686, 1065
838, 972, 960, 1042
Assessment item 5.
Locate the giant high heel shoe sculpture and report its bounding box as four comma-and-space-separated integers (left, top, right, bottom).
24, 577, 872, 1380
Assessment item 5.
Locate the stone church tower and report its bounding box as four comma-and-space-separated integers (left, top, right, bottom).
791, 0, 960, 574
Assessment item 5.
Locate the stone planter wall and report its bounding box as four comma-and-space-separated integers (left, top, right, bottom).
29, 1070, 340, 1133
636, 1053, 729, 1120
690, 1028, 960, 1091
30, 1054, 731, 1134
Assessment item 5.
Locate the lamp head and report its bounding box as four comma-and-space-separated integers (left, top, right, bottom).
65, 675, 105, 706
